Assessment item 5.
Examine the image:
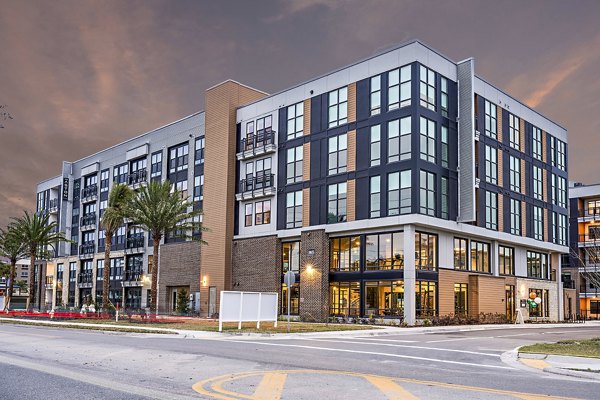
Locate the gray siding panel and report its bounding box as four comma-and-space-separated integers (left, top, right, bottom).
457, 59, 476, 222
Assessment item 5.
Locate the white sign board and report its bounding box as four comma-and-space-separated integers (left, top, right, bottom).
0, 296, 4, 311
219, 291, 278, 332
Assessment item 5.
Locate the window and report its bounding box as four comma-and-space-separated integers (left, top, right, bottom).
553, 175, 566, 208
388, 117, 411, 163
363, 281, 405, 317
532, 127, 542, 160
533, 206, 543, 240
130, 157, 146, 175
441, 77, 449, 117
370, 75, 381, 115
529, 288, 549, 318
527, 251, 548, 279
330, 282, 360, 316
173, 179, 188, 199
419, 170, 435, 216
327, 182, 347, 223
328, 133, 347, 175
471, 241, 490, 273
113, 163, 128, 184
69, 262, 77, 282
441, 177, 449, 219
147, 255, 153, 274
441, 126, 448, 168
151, 151, 162, 178
100, 169, 109, 192
328, 87, 348, 128
193, 175, 203, 202
388, 65, 411, 110
554, 212, 567, 246
330, 237, 361, 272
195, 137, 205, 165
370, 176, 381, 218
419, 65, 435, 110
420, 117, 436, 163
370, 125, 381, 166
286, 146, 303, 184
98, 229, 105, 248
110, 258, 124, 280
509, 114, 520, 150
365, 232, 404, 270
96, 259, 104, 281
256, 115, 273, 139
281, 283, 300, 315
454, 238, 468, 270
169, 142, 189, 173
591, 301, 600, 315
245, 121, 254, 149
553, 138, 566, 171
416, 281, 437, 317
532, 166, 543, 200
99, 200, 107, 218
454, 284, 468, 316
285, 191, 302, 229
485, 191, 497, 230
499, 246, 514, 275
484, 100, 497, 139
388, 170, 411, 215
84, 174, 97, 189
255, 200, 271, 225
509, 156, 521, 192
510, 198, 521, 235
282, 241, 300, 273
56, 263, 64, 282
485, 145, 497, 184
244, 204, 252, 227
287, 102, 304, 139
415, 232, 437, 271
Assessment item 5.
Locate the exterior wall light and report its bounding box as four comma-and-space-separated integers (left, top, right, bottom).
306, 264, 314, 274
202, 276, 208, 286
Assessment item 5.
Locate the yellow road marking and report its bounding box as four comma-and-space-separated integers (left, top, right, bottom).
252, 372, 287, 400
520, 358, 550, 370
364, 375, 419, 400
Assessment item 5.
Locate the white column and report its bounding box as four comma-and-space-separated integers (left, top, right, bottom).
557, 254, 564, 321
492, 240, 500, 277
403, 225, 416, 325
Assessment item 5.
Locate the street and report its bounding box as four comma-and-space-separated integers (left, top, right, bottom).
1, 323, 599, 399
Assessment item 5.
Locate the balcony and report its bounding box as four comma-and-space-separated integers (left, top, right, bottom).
77, 271, 94, 288
236, 130, 276, 161
48, 198, 59, 214
577, 234, 600, 248
44, 276, 54, 289
127, 169, 147, 188
81, 184, 98, 203
79, 242, 95, 259
236, 173, 276, 201
125, 235, 145, 254
122, 270, 144, 287
80, 212, 97, 230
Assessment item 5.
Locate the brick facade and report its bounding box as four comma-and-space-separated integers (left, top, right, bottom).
299, 229, 329, 321
158, 241, 201, 314
232, 235, 281, 295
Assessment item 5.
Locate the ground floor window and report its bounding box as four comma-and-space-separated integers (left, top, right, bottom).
109, 289, 122, 307
590, 300, 600, 315
528, 288, 549, 318
329, 282, 360, 317
68, 291, 75, 307
505, 285, 515, 321
281, 283, 299, 315
364, 280, 404, 317
454, 283, 467, 316
126, 288, 142, 310
56, 289, 63, 307
416, 281, 437, 318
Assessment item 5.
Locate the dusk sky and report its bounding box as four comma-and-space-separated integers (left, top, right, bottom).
1, 0, 599, 227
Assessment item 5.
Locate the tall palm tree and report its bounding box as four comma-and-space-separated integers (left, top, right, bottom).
128, 180, 206, 314
100, 183, 133, 310
11, 211, 68, 310
0, 227, 26, 311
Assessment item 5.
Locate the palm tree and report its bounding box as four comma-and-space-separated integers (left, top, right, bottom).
128, 180, 206, 314
100, 183, 133, 310
0, 227, 26, 311
11, 211, 68, 310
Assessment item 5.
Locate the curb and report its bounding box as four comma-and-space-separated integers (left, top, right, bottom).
543, 366, 600, 381
514, 349, 600, 382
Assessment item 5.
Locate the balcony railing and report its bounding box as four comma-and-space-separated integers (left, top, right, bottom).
125, 235, 145, 253
238, 173, 275, 197
80, 212, 97, 228
79, 242, 95, 258
124, 270, 143, 282
77, 271, 94, 288
127, 169, 147, 186
48, 198, 59, 213
81, 184, 98, 201
577, 234, 600, 246
237, 131, 276, 160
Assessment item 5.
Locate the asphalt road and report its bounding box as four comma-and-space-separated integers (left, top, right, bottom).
1, 323, 599, 399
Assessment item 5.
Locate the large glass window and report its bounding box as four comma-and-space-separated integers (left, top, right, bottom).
287, 102, 304, 139
328, 87, 348, 128
328, 133, 347, 175
416, 281, 437, 317
533, 166, 543, 200
286, 145, 303, 184
150, 151, 162, 178
553, 212, 567, 246
532, 127, 542, 160
255, 200, 271, 225
244, 203, 252, 227
330, 282, 360, 316
415, 232, 437, 271
419, 65, 436, 110
168, 142, 189, 173
527, 251, 548, 279
327, 182, 347, 223
441, 77, 449, 117
195, 137, 205, 165
454, 283, 468, 316
100, 169, 109, 192
533, 206, 543, 240
330, 236, 361, 272
388, 117, 411, 163
556, 139, 566, 171
193, 175, 204, 202
420, 117, 436, 163
510, 198, 521, 236
370, 75, 381, 115
365, 232, 404, 270
471, 241, 490, 273
441, 126, 448, 168
441, 177, 449, 219
528, 288, 549, 317
509, 156, 521, 192
388, 65, 411, 110
509, 114, 520, 150
485, 145, 497, 184
419, 170, 435, 216
282, 242, 300, 273
454, 238, 468, 270
484, 100, 497, 139
499, 246, 514, 275
281, 283, 299, 315
485, 190, 498, 230
388, 170, 411, 215
370, 176, 380, 218
364, 281, 404, 317
370, 125, 381, 167
285, 191, 302, 229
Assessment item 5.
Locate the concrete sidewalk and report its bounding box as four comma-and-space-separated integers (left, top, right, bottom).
518, 352, 600, 381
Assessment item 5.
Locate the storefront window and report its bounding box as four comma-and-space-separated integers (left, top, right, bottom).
330, 236, 361, 272
454, 283, 467, 316
329, 282, 360, 316
365, 232, 404, 270
364, 281, 404, 317
415, 232, 437, 270
281, 283, 299, 315
528, 288, 549, 318
282, 241, 300, 273
416, 281, 437, 317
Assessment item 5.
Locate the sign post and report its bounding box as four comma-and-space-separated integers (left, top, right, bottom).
284, 270, 296, 334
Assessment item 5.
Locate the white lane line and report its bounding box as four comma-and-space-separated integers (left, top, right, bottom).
353, 338, 418, 343
226, 339, 512, 370
302, 338, 501, 357
494, 333, 539, 338
425, 337, 491, 344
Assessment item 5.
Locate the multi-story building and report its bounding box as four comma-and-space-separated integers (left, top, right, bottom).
568, 182, 600, 319
36, 40, 568, 322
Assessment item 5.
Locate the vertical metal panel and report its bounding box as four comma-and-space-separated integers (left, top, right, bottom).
457, 59, 476, 222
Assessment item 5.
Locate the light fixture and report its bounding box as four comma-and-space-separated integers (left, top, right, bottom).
306, 264, 314, 274
202, 276, 208, 286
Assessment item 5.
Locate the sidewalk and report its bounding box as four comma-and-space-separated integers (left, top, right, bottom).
518, 352, 600, 381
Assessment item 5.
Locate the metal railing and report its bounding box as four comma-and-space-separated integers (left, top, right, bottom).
77, 271, 94, 284
127, 169, 147, 186
126, 235, 145, 250
239, 173, 275, 193
45, 276, 54, 285
81, 184, 98, 199
240, 130, 275, 153
80, 212, 97, 227
124, 270, 143, 282
48, 198, 59, 210
79, 242, 95, 255
577, 234, 600, 244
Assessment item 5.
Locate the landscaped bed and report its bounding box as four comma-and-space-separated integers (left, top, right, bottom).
520, 337, 600, 358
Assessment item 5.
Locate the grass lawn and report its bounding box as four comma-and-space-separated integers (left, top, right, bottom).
520, 338, 600, 358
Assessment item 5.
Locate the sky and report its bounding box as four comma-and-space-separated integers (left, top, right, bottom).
1, 0, 599, 227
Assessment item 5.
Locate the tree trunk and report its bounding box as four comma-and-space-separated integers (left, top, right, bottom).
4, 260, 16, 311
150, 235, 160, 315
27, 253, 35, 311
102, 232, 113, 311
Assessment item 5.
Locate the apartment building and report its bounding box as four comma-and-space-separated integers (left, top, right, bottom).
36, 40, 568, 322
568, 183, 600, 319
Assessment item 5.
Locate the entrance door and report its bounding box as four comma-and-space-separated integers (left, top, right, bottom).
505, 285, 515, 322
208, 286, 217, 316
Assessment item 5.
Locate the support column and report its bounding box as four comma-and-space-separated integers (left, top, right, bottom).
403, 225, 416, 325
557, 253, 564, 321
492, 241, 500, 277
299, 229, 329, 322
